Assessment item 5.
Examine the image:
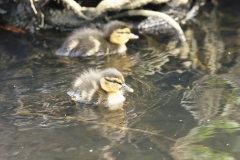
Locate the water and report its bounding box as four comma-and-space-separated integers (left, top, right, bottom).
1, 4, 240, 160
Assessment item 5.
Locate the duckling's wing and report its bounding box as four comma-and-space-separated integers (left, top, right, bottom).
56, 28, 105, 57
55, 47, 69, 56
67, 90, 93, 104
55, 46, 87, 57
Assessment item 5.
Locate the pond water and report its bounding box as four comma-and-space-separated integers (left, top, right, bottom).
0, 3, 240, 160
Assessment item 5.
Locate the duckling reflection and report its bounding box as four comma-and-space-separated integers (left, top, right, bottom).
98, 103, 130, 141
72, 102, 137, 160
102, 54, 135, 75
56, 21, 139, 57
68, 68, 134, 110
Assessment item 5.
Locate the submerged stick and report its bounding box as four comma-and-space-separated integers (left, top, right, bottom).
16, 109, 175, 142
112, 9, 186, 41
69, 116, 176, 142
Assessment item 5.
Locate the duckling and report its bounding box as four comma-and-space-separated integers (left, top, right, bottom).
56, 21, 138, 57
67, 68, 134, 109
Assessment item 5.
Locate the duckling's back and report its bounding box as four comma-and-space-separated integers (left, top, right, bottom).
56, 28, 118, 57
67, 69, 107, 104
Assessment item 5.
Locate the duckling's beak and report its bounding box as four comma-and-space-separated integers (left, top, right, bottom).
122, 84, 134, 92
129, 33, 139, 39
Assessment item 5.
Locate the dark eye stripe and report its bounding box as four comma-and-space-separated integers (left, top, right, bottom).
116, 32, 130, 34
105, 78, 122, 85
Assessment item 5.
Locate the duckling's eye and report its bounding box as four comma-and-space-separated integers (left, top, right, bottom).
112, 80, 122, 85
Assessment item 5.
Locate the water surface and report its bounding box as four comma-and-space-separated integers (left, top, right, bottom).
0, 4, 240, 160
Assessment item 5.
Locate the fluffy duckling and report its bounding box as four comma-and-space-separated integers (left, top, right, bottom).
56, 21, 138, 57
67, 68, 134, 109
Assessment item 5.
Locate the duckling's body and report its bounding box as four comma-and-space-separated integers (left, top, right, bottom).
67, 68, 133, 109
56, 21, 138, 57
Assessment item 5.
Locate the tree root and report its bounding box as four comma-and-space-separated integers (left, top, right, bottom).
61, 0, 92, 20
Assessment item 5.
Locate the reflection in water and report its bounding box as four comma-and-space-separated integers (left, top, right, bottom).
7, 98, 140, 159
199, 8, 224, 75
172, 97, 240, 160
170, 5, 240, 160
181, 75, 225, 125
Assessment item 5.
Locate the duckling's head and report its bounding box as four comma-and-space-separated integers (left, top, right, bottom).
104, 21, 138, 45
100, 68, 134, 93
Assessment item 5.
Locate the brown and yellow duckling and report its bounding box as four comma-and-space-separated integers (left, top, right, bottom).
67, 68, 134, 110
56, 21, 139, 57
